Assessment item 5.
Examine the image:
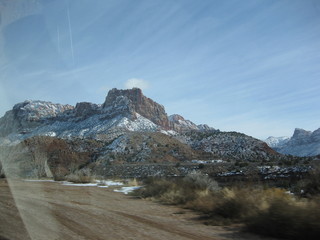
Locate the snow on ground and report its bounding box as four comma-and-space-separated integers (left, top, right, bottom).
95, 180, 124, 186
24, 179, 55, 182
114, 186, 142, 195
62, 182, 98, 187
23, 179, 139, 193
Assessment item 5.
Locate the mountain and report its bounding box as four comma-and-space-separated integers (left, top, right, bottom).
265, 128, 320, 157
0, 88, 171, 141
265, 136, 290, 148
0, 88, 286, 178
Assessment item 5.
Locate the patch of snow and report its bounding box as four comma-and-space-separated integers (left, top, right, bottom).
42, 131, 57, 137
62, 182, 98, 187
114, 186, 142, 194
117, 113, 159, 131
95, 180, 123, 186
264, 136, 290, 148
160, 130, 177, 136
191, 159, 225, 164
24, 179, 55, 182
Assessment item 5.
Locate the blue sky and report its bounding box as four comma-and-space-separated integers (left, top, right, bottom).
0, 0, 319, 139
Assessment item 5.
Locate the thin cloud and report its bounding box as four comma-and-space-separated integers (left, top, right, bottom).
124, 78, 150, 90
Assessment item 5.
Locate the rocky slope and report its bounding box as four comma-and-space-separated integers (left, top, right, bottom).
180, 130, 281, 161
265, 128, 320, 157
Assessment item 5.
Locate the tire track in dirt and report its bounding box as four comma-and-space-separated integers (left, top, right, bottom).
53, 211, 105, 240
112, 211, 218, 240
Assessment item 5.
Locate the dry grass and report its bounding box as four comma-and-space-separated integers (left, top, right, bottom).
133, 173, 320, 239
61, 169, 94, 183
245, 198, 320, 239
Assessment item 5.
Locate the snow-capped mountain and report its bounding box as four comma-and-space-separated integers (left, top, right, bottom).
0, 88, 170, 141
0, 88, 217, 143
0, 88, 283, 168
265, 136, 290, 148
265, 128, 320, 157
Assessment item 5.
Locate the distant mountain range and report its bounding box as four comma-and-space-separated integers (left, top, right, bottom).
0, 88, 214, 141
265, 128, 320, 157
1, 88, 288, 178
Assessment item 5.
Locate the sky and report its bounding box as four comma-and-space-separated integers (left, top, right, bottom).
0, 0, 319, 139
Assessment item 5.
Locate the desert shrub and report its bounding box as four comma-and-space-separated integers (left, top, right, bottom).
160, 173, 220, 205
202, 187, 288, 223
198, 163, 205, 169
183, 172, 220, 192
246, 198, 320, 239
65, 169, 94, 183
134, 173, 220, 206
133, 177, 173, 199
296, 169, 320, 197
53, 174, 66, 181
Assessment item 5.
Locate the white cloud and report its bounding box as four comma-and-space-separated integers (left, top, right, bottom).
124, 78, 150, 90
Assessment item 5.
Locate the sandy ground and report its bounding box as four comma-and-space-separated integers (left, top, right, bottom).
0, 179, 276, 240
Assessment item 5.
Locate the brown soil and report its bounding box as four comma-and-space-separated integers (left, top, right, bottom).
0, 179, 276, 240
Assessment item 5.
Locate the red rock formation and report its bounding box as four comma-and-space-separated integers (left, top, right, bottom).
103, 88, 170, 129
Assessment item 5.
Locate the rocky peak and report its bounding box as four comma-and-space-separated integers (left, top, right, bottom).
0, 100, 74, 137
12, 100, 74, 121
74, 102, 100, 118
102, 88, 170, 129
311, 128, 320, 141
290, 128, 312, 145
292, 128, 312, 139
168, 114, 185, 122
197, 124, 214, 131
169, 114, 198, 132
168, 114, 214, 132
103, 88, 144, 108
268, 127, 320, 156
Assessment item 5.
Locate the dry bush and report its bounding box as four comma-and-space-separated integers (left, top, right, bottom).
245, 198, 320, 239
295, 168, 320, 197
133, 178, 173, 199
133, 173, 220, 205
204, 187, 295, 223
65, 169, 94, 183
134, 175, 320, 238
184, 172, 220, 192
126, 178, 140, 186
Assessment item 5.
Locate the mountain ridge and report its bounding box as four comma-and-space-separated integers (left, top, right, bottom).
0, 88, 297, 179
265, 128, 320, 157
0, 88, 216, 142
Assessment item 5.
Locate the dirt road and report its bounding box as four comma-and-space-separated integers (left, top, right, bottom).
0, 179, 273, 240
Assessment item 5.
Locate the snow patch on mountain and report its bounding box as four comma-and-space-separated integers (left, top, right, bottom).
117, 113, 159, 131
265, 136, 290, 148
